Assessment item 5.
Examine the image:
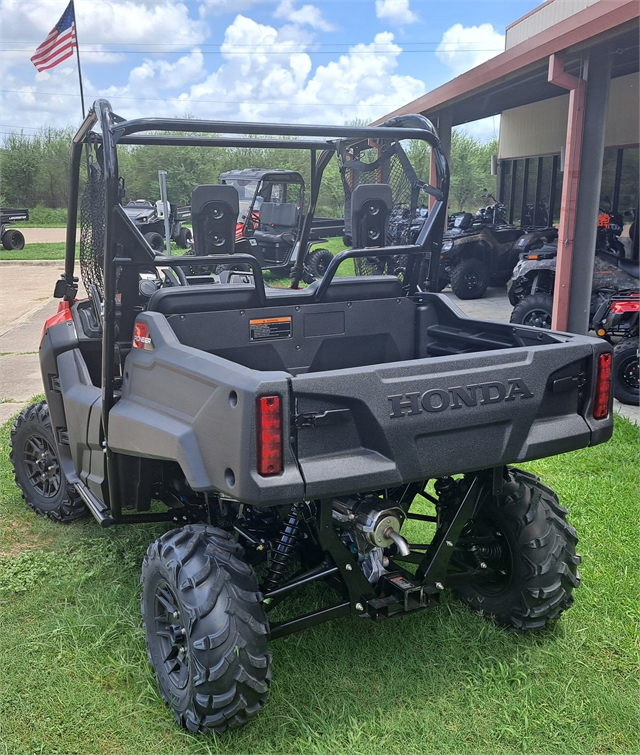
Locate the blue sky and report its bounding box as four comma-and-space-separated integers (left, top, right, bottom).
0, 0, 540, 139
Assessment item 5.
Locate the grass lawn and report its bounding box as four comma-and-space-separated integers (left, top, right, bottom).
0, 239, 353, 268
0, 409, 637, 755
1, 242, 66, 260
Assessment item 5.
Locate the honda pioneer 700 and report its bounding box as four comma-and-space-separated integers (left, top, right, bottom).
10, 100, 613, 735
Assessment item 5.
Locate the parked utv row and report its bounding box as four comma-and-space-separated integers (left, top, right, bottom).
10, 99, 614, 736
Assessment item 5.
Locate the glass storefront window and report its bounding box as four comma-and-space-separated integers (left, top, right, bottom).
499, 147, 636, 235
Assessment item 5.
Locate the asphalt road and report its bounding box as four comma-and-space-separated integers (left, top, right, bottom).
0, 260, 637, 427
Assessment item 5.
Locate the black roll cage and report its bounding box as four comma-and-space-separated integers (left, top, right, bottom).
59, 98, 449, 507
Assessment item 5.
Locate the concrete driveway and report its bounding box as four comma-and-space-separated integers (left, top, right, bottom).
19, 227, 76, 244
0, 262, 637, 426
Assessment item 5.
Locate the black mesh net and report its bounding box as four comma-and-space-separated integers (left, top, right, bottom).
80, 162, 106, 297
339, 143, 421, 278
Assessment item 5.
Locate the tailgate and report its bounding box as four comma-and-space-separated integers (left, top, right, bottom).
291, 338, 612, 499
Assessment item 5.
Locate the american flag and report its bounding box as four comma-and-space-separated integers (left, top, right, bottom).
30, 1, 77, 72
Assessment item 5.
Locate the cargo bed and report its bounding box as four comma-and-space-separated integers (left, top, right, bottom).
105, 275, 612, 507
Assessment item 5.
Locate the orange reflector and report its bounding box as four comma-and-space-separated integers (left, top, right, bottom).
256, 395, 282, 476
593, 352, 612, 420
597, 328, 606, 337
527, 254, 539, 260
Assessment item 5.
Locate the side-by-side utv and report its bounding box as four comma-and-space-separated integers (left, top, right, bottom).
10, 100, 613, 735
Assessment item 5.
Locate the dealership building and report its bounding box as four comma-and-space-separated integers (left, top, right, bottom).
380, 0, 639, 331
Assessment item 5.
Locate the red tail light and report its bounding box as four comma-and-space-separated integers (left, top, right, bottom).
256, 395, 282, 476
611, 299, 640, 314
593, 352, 612, 420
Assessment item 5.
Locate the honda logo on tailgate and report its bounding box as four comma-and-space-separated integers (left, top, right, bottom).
388, 379, 533, 418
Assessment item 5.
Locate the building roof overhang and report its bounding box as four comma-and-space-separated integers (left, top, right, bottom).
375, 0, 639, 127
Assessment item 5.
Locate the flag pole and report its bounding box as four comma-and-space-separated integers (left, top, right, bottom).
71, 0, 86, 118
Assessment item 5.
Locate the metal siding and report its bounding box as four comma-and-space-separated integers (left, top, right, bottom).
604, 73, 640, 146
498, 73, 639, 159
506, 0, 602, 49
499, 96, 569, 159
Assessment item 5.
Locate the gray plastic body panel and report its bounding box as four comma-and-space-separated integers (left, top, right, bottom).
291, 339, 607, 499
107, 302, 613, 507
108, 312, 304, 505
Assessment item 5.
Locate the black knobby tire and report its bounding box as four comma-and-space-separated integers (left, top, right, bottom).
177, 227, 192, 249
144, 231, 165, 252
2, 229, 25, 250
9, 401, 87, 522
306, 248, 334, 278
141, 525, 271, 734
510, 293, 554, 329
454, 467, 581, 632
612, 337, 639, 405
450, 258, 490, 299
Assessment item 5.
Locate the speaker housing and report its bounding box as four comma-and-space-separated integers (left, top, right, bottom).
351, 184, 393, 249
191, 185, 239, 256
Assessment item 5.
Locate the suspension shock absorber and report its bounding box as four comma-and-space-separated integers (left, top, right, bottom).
434, 477, 459, 508
263, 503, 304, 590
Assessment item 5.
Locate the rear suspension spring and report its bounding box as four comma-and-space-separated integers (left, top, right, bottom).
472, 543, 504, 562
263, 503, 304, 590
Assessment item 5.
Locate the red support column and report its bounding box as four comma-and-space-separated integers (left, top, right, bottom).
548, 51, 587, 331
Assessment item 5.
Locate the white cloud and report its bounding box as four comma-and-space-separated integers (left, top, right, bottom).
179, 22, 425, 124
0, 0, 209, 131
375, 0, 417, 26
436, 23, 504, 77
0, 0, 208, 70
274, 0, 335, 32
0, 6, 426, 133
128, 52, 206, 91
293, 32, 424, 122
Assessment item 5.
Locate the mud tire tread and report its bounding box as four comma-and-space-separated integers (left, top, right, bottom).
306, 248, 334, 278
510, 293, 554, 329
450, 257, 490, 300
9, 401, 87, 523
454, 467, 581, 632
141, 524, 271, 734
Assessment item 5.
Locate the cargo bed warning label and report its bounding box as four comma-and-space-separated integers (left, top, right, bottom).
250, 316, 292, 341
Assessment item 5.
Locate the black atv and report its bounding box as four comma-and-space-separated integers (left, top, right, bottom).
10, 100, 613, 736
441, 196, 531, 300
509, 243, 638, 328
509, 243, 638, 405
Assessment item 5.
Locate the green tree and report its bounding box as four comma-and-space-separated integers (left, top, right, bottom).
35, 128, 74, 208
0, 132, 42, 206
448, 130, 497, 213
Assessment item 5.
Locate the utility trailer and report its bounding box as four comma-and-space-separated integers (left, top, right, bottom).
1, 207, 29, 250
10, 100, 614, 735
